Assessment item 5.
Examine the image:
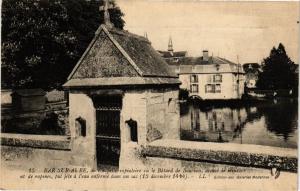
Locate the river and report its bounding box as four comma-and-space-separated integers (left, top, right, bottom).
180, 98, 298, 148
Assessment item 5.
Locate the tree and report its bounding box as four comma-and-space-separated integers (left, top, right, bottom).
1, 0, 125, 90
256, 43, 296, 90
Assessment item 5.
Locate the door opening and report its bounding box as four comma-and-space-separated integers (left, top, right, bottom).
94, 96, 122, 169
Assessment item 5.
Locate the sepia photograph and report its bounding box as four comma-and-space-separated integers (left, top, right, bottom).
0, 0, 299, 190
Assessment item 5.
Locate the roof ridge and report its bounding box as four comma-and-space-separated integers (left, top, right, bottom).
101, 25, 144, 76
108, 27, 150, 44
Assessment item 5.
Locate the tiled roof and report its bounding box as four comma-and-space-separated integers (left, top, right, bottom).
158, 51, 187, 58
165, 56, 237, 66
108, 28, 177, 77
64, 25, 179, 88
167, 56, 244, 74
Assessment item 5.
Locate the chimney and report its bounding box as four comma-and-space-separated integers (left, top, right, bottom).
203, 50, 209, 62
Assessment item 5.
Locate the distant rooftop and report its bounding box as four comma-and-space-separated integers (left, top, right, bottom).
167, 56, 244, 74
166, 56, 237, 66
158, 50, 187, 58
157, 36, 187, 59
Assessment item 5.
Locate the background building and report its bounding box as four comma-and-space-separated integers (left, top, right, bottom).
167, 50, 245, 100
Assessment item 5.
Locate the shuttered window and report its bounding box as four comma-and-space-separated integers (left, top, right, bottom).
190, 84, 199, 93
205, 84, 221, 93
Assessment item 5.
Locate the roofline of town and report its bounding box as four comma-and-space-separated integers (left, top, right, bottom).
177, 72, 245, 74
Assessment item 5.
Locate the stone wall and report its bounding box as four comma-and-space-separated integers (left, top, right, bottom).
142, 139, 298, 172
146, 88, 180, 141
120, 88, 180, 168
0, 132, 104, 170
1, 103, 69, 136
1, 133, 70, 150
121, 90, 147, 144
2, 130, 296, 173
1, 133, 72, 169
67, 87, 180, 169
119, 90, 147, 168
1, 146, 73, 169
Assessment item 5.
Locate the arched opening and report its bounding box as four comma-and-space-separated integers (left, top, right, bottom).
75, 117, 86, 137
125, 118, 138, 142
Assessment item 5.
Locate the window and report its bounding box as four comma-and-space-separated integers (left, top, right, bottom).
190, 84, 199, 93
213, 74, 222, 82
205, 84, 221, 93
205, 84, 213, 93
190, 74, 198, 83
215, 84, 221, 93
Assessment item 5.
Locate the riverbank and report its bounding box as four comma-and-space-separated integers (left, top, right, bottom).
186, 96, 297, 108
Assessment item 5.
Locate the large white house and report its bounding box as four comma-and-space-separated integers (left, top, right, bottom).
168, 50, 245, 100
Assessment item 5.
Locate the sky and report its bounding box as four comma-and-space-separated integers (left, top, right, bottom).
116, 0, 299, 64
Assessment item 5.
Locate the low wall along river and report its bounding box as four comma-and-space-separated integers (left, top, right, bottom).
1, 132, 297, 172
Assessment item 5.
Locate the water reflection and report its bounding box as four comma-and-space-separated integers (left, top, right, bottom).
180, 99, 298, 148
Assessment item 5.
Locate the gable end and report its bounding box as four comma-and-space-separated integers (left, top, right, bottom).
70, 28, 140, 79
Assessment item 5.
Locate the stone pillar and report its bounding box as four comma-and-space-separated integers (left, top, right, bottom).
68, 91, 97, 169
119, 91, 147, 168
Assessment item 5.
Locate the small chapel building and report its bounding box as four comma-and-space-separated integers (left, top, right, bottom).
63, 1, 180, 169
